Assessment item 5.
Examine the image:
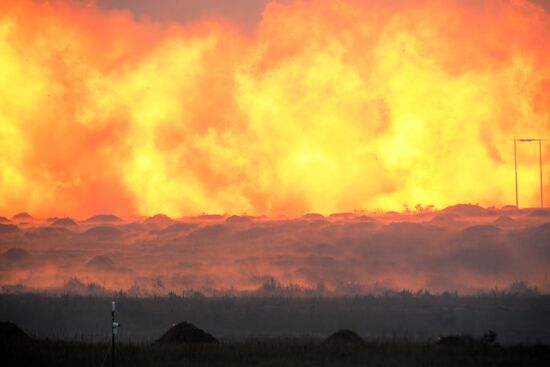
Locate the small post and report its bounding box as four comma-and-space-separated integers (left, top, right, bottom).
112, 301, 116, 367
540, 140, 544, 209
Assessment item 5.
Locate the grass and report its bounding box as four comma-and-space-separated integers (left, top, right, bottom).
3, 293, 550, 344
2, 337, 549, 367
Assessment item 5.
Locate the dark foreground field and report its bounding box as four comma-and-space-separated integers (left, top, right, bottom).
2, 336, 550, 367
2, 293, 550, 344
2, 293, 550, 366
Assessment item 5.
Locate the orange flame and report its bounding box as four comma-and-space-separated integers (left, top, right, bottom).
1, 0, 549, 218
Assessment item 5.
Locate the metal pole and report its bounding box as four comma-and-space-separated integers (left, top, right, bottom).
112, 301, 115, 367
540, 140, 544, 208
514, 138, 519, 208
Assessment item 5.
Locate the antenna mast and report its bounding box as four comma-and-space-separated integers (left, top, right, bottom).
112, 301, 120, 367
514, 137, 519, 208
513, 138, 545, 209
540, 139, 544, 208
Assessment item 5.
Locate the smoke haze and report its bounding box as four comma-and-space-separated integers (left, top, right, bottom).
1, 206, 549, 295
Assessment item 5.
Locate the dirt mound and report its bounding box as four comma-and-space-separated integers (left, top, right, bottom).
194, 214, 225, 222
154, 322, 218, 345
529, 209, 550, 217
353, 215, 374, 222
12, 212, 33, 220
302, 213, 325, 220
462, 225, 500, 238
144, 214, 173, 225
442, 204, 487, 216
52, 217, 78, 226
431, 213, 457, 223
225, 215, 253, 223
324, 329, 365, 345
160, 223, 197, 234
494, 215, 514, 225
0, 223, 19, 234
186, 225, 227, 242
1, 248, 30, 262
0, 322, 29, 342
25, 227, 72, 239
81, 226, 121, 238
85, 214, 122, 223
329, 213, 355, 220
86, 255, 114, 270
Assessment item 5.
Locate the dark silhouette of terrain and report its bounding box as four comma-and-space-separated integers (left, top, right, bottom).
154, 322, 218, 345
0, 321, 29, 341
324, 329, 365, 345
302, 213, 325, 220
51, 218, 78, 227
1, 248, 30, 262
143, 214, 174, 225
225, 215, 253, 223
158, 222, 197, 234
84, 214, 122, 223
435, 330, 499, 347
1, 293, 548, 344
12, 212, 33, 221
529, 209, 550, 217
0, 223, 19, 234
194, 214, 225, 221
0, 324, 548, 367
24, 227, 72, 239
86, 256, 115, 270
81, 226, 121, 238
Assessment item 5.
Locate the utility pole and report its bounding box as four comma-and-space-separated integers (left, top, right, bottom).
540, 139, 544, 209
112, 301, 120, 367
514, 137, 519, 208
513, 138, 545, 209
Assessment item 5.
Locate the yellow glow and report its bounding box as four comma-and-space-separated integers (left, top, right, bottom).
0, 0, 549, 217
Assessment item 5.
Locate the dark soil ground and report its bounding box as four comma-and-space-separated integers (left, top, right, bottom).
2, 293, 549, 344
2, 336, 549, 367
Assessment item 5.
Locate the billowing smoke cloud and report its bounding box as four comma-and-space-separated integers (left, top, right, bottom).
86, 0, 550, 26
88, 0, 274, 32
0, 0, 549, 218
1, 206, 549, 295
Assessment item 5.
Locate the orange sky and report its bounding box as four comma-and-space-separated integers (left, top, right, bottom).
0, 0, 549, 218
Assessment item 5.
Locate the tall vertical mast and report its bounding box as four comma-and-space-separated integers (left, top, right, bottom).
540, 140, 544, 209
514, 138, 519, 208
112, 301, 116, 367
